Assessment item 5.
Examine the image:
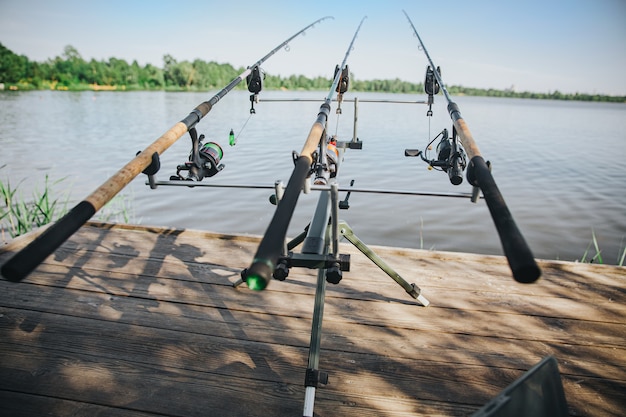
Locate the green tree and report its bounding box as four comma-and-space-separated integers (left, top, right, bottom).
1, 41, 624, 101
138, 63, 164, 88
0, 42, 28, 83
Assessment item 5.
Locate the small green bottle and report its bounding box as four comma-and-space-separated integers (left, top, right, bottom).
229, 128, 236, 146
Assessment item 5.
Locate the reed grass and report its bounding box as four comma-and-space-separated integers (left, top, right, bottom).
618, 239, 626, 267
1, 175, 136, 244
95, 192, 137, 224
0, 175, 69, 242
578, 229, 625, 266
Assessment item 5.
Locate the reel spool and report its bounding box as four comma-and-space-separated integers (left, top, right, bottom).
405, 128, 467, 185
171, 128, 224, 181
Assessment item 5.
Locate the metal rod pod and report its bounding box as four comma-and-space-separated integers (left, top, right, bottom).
243, 17, 367, 290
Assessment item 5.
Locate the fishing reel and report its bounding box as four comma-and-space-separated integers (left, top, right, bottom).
247, 65, 264, 114
311, 135, 339, 185
170, 127, 224, 182
405, 127, 467, 185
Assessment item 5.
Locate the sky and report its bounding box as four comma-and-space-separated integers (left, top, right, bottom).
1, 0, 625, 95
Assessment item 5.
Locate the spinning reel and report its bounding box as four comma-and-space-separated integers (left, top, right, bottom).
170, 127, 224, 182
405, 129, 467, 186
405, 65, 466, 185
311, 135, 339, 185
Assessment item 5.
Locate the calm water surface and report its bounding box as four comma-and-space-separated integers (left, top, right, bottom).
1, 90, 625, 264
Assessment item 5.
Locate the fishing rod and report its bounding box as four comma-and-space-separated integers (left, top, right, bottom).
0, 16, 332, 283
402, 10, 541, 283
242, 17, 367, 291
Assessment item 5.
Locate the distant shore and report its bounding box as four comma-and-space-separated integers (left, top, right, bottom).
2, 81, 625, 104
1, 43, 624, 103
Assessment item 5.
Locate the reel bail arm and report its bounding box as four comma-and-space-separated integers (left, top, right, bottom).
170, 127, 224, 182
405, 127, 467, 185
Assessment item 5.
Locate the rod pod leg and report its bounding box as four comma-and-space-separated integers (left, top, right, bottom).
303, 265, 329, 417
339, 221, 430, 307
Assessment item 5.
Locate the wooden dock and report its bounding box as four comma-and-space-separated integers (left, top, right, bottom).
1, 222, 624, 416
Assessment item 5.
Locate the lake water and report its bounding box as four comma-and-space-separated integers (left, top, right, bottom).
1, 90, 625, 265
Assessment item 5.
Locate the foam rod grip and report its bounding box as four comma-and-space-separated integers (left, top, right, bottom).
245, 157, 311, 289
470, 156, 541, 283
1, 201, 96, 282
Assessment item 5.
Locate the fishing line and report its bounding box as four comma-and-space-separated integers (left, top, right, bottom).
334, 111, 342, 136
231, 113, 254, 146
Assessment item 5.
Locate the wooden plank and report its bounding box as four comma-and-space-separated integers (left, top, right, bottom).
12, 221, 625, 323
1, 306, 624, 417
5, 306, 622, 417
1, 222, 625, 416
17, 260, 625, 350
2, 282, 624, 383
11, 244, 626, 332
0, 346, 306, 416
2, 282, 623, 416
0, 391, 159, 417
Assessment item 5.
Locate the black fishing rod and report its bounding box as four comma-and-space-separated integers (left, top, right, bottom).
1, 16, 332, 283
402, 11, 540, 283
243, 17, 367, 291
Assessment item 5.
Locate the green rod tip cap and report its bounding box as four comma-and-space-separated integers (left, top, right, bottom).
246, 274, 268, 291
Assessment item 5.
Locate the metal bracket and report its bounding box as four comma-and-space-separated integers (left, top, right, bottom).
339, 221, 430, 306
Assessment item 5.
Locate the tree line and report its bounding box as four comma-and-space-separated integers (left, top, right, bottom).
1, 43, 624, 102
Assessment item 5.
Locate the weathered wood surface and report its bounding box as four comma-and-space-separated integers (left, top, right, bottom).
0, 222, 624, 416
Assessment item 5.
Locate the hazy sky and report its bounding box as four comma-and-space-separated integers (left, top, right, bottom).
1, 0, 625, 95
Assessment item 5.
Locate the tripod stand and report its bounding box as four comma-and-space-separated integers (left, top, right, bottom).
234, 139, 429, 416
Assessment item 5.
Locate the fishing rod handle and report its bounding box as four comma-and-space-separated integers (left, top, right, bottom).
448, 102, 482, 160
300, 104, 330, 157
1, 201, 96, 282
448, 103, 540, 282
245, 104, 330, 289
245, 156, 312, 290
1, 121, 190, 282
469, 156, 541, 283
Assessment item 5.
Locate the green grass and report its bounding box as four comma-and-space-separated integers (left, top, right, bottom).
0, 175, 69, 241
578, 229, 625, 266
95, 192, 137, 224
618, 239, 626, 267
1, 174, 136, 244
